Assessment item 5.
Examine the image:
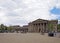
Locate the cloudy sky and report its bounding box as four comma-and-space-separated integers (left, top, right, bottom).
0, 0, 60, 26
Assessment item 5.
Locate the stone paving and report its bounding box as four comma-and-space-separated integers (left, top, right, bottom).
0, 33, 60, 43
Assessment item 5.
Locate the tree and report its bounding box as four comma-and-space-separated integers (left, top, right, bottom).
0, 24, 5, 33
4, 26, 7, 30
57, 24, 60, 32
48, 23, 54, 32
4, 26, 8, 33
7, 26, 14, 32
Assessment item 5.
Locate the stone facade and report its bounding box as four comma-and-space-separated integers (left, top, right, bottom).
11, 19, 58, 33
28, 19, 58, 33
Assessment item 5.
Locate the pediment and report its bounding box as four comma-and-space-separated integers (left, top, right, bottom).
32, 19, 48, 23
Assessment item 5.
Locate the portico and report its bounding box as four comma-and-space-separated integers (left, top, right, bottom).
28, 19, 58, 33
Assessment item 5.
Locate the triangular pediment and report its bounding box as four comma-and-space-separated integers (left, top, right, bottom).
32, 19, 48, 23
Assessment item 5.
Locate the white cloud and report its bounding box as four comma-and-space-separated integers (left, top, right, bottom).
58, 20, 60, 24
0, 7, 8, 24
0, 0, 60, 26
55, 0, 60, 8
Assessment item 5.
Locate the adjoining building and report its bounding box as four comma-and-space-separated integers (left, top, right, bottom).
11, 25, 28, 33
11, 25, 21, 33
20, 25, 28, 33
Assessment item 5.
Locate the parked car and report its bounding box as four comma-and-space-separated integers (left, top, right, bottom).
48, 32, 54, 37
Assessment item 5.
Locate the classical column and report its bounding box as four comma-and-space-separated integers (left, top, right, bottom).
33, 24, 35, 32
40, 23, 42, 32
40, 23, 41, 33
41, 23, 43, 32
34, 24, 36, 32
38, 23, 40, 32
34, 24, 37, 32
40, 23, 44, 34
36, 24, 38, 32
45, 23, 47, 32
43, 23, 44, 32
39, 23, 41, 33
